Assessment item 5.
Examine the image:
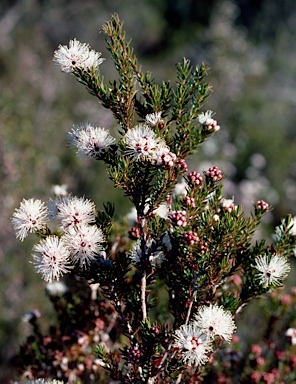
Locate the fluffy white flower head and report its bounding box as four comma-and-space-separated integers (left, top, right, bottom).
173, 322, 212, 366
221, 198, 236, 213
193, 303, 236, 342
69, 123, 116, 158
153, 203, 170, 219
253, 254, 290, 288
198, 110, 214, 124
46, 281, 68, 296
145, 112, 163, 127
198, 110, 220, 132
173, 178, 188, 197
32, 236, 72, 283
123, 124, 167, 162
53, 39, 104, 73
54, 196, 96, 231
62, 224, 105, 268
286, 328, 296, 345
11, 198, 48, 241
52, 184, 68, 197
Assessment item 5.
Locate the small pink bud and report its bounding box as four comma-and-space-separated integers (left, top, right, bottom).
206, 166, 223, 181
256, 200, 269, 211
187, 171, 203, 187
170, 210, 187, 227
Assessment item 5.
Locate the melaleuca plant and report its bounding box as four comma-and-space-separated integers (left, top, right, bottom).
11, 14, 296, 384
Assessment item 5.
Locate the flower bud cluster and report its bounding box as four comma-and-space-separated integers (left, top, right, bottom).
156, 148, 177, 167
128, 346, 143, 364
128, 226, 141, 240
170, 210, 187, 227
206, 166, 223, 181
187, 171, 203, 187
197, 240, 209, 254
184, 196, 195, 207
256, 200, 269, 211
184, 231, 199, 245
176, 158, 188, 172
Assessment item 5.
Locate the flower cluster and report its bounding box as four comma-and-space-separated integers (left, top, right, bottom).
187, 171, 203, 187
203, 286, 296, 383
145, 112, 163, 127
173, 304, 236, 366
11, 198, 49, 241
206, 166, 223, 181
198, 110, 220, 132
12, 196, 105, 282
170, 210, 187, 227
69, 122, 116, 159
256, 199, 269, 211
53, 39, 104, 73
183, 231, 199, 245
123, 123, 176, 166
221, 198, 236, 213
253, 254, 290, 288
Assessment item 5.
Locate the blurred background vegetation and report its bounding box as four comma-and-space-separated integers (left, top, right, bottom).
1, 0, 296, 381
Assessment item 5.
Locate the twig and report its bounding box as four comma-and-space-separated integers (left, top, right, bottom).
185, 290, 197, 325
141, 270, 147, 321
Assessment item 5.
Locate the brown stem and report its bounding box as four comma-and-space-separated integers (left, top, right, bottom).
141, 270, 147, 321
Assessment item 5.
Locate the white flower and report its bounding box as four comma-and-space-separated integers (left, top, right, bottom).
213, 214, 220, 222
53, 39, 104, 73
128, 240, 165, 267
153, 203, 169, 219
221, 198, 236, 213
126, 207, 138, 226
173, 323, 212, 366
83, 49, 104, 69
198, 110, 220, 132
193, 304, 236, 343
32, 236, 72, 283
48, 195, 71, 219
288, 217, 296, 236
285, 328, 296, 345
11, 198, 49, 241
69, 123, 116, 158
173, 178, 188, 197
54, 196, 96, 231
52, 184, 68, 197
198, 110, 214, 124
46, 281, 68, 296
123, 124, 167, 162
145, 112, 163, 126
253, 254, 291, 288
62, 224, 105, 268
